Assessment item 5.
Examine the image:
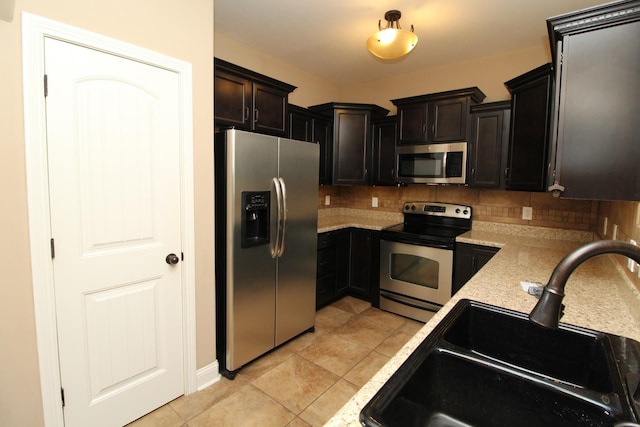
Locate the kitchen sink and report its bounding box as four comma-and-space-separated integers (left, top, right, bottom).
442, 301, 615, 392
361, 299, 640, 427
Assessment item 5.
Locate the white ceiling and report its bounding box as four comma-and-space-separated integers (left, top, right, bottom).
214, 0, 607, 85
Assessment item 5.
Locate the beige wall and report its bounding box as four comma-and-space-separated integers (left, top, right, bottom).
214, 32, 341, 107
343, 45, 551, 112
215, 32, 550, 112
0, 0, 214, 425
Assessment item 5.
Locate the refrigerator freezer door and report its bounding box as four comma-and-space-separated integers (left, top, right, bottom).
275, 138, 319, 345
226, 130, 278, 370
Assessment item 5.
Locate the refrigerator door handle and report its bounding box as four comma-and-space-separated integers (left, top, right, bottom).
271, 177, 283, 258
277, 177, 287, 257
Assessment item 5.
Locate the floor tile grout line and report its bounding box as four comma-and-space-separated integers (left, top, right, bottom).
133, 297, 416, 427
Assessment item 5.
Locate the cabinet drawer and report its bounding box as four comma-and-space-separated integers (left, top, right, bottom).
316, 274, 336, 309
317, 247, 336, 277
318, 232, 336, 249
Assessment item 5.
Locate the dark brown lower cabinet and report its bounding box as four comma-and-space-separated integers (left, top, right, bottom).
453, 243, 500, 294
316, 228, 380, 309
316, 229, 349, 309
348, 229, 380, 307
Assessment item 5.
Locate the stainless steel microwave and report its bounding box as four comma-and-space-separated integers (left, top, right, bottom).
395, 142, 468, 184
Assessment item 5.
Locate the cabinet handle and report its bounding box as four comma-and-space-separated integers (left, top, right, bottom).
254, 109, 259, 123
244, 107, 249, 121
504, 167, 510, 182
471, 168, 475, 179
422, 124, 427, 136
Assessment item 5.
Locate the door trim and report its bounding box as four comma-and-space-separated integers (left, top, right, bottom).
22, 13, 196, 426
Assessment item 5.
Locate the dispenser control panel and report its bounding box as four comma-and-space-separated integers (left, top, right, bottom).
240, 191, 270, 248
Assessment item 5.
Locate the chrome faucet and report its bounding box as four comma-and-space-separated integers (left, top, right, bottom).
529, 240, 640, 329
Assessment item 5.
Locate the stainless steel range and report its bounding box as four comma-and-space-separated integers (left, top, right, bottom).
379, 201, 472, 322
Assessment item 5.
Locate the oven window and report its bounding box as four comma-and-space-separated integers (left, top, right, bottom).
389, 253, 439, 289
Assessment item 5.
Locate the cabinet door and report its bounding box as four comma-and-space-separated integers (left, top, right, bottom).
432, 97, 468, 142
506, 71, 552, 191
214, 70, 251, 129
347, 229, 381, 305
333, 109, 371, 185
553, 21, 640, 200
335, 230, 350, 296
453, 243, 499, 294
289, 108, 312, 142
373, 117, 397, 185
314, 117, 333, 185
252, 83, 289, 136
470, 107, 510, 188
397, 103, 428, 144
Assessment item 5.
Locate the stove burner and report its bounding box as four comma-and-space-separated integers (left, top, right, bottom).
381, 201, 472, 248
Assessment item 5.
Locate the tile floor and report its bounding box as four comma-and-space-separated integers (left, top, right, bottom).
127, 296, 422, 427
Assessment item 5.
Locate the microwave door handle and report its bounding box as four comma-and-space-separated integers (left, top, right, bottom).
442, 151, 448, 178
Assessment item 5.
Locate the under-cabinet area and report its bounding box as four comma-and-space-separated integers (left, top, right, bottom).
316, 228, 380, 310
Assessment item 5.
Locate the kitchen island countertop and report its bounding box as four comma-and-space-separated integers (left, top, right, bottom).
325, 225, 640, 426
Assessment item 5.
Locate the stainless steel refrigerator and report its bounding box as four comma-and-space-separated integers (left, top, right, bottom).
214, 129, 319, 378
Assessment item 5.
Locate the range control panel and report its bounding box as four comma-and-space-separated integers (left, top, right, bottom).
402, 201, 472, 220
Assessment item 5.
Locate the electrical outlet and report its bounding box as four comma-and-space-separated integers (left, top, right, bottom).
612, 224, 618, 240
522, 207, 533, 220
604, 217, 608, 236
324, 195, 330, 206
372, 197, 379, 208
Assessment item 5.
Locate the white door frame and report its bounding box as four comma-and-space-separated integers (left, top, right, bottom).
22, 13, 197, 426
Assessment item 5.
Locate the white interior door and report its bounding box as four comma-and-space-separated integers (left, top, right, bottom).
44, 37, 184, 427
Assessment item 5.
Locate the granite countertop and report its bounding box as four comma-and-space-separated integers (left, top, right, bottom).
325, 222, 640, 426
317, 208, 402, 233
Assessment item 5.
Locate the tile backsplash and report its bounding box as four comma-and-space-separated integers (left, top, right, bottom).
318, 185, 598, 232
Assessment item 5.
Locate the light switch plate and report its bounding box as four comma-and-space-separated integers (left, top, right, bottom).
372, 197, 378, 208
522, 207, 533, 220
324, 195, 330, 206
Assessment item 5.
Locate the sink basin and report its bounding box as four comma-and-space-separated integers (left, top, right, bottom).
442, 301, 614, 392
367, 350, 620, 427
361, 299, 640, 427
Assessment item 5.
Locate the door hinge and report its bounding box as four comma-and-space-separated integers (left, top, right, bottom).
50, 238, 55, 259
61, 387, 65, 407
44, 74, 48, 97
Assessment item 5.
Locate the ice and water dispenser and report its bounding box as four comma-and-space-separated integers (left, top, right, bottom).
240, 191, 270, 248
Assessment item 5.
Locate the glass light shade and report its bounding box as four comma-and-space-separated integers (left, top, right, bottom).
367, 28, 418, 59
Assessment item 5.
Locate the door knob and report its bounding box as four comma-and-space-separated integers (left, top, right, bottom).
166, 253, 180, 265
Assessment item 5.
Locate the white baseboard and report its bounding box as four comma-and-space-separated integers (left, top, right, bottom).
195, 360, 221, 392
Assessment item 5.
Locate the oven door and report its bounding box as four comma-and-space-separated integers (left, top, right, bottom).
379, 239, 453, 322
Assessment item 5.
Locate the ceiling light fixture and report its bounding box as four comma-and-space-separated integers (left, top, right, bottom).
367, 10, 418, 60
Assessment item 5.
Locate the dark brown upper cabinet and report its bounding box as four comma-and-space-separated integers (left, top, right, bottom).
308, 102, 389, 186
469, 101, 511, 188
372, 116, 398, 186
392, 88, 486, 145
214, 58, 296, 137
288, 105, 333, 184
504, 64, 554, 192
546, 0, 640, 201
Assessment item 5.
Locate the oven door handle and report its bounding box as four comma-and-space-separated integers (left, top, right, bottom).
380, 236, 453, 250
380, 290, 443, 312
